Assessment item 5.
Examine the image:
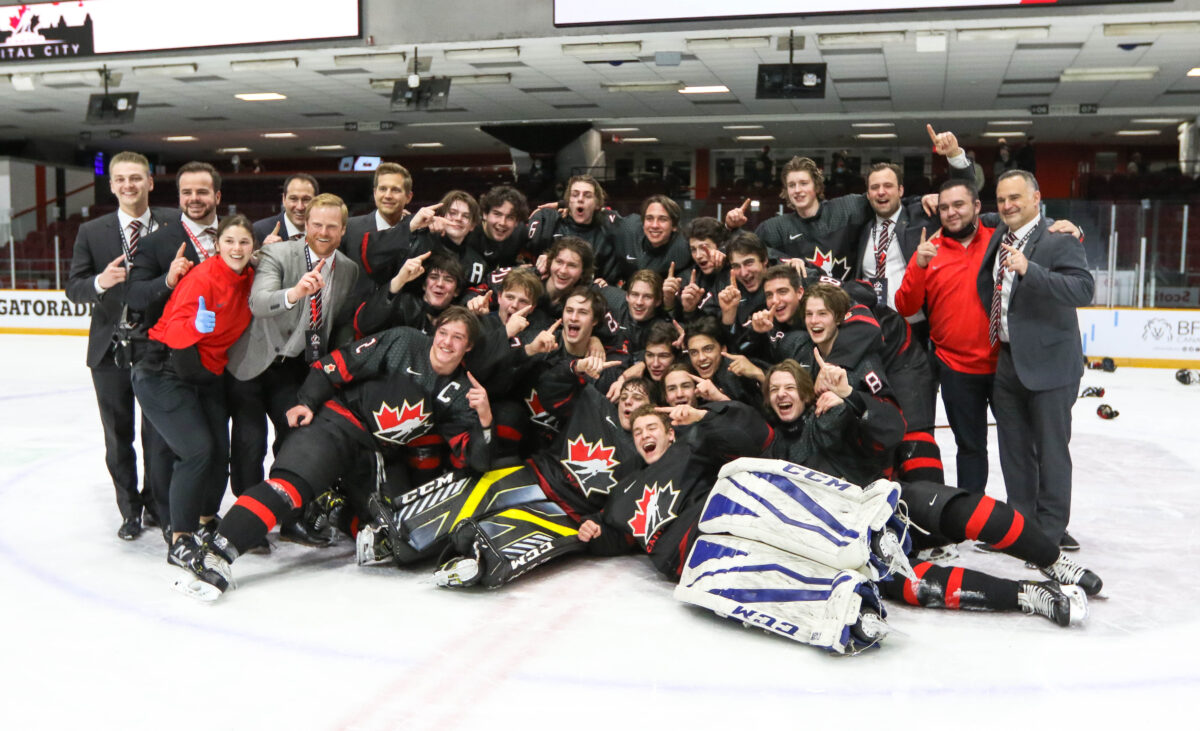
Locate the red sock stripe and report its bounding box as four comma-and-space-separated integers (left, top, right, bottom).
992, 510, 1025, 550
902, 457, 944, 471
240, 496, 278, 531
409, 456, 441, 471
408, 434, 444, 448
964, 496, 997, 541
945, 567, 965, 610
903, 561, 933, 606
267, 478, 302, 509
903, 431, 937, 444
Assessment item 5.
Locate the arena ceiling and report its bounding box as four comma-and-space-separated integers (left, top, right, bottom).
0, 4, 1197, 161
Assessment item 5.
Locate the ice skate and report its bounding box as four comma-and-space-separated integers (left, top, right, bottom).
1018, 580, 1087, 626
1040, 553, 1103, 596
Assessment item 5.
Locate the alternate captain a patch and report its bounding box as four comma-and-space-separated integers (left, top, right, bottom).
562, 435, 619, 497
372, 399, 432, 445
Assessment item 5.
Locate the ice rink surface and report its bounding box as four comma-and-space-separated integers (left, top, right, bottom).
2, 334, 1197, 729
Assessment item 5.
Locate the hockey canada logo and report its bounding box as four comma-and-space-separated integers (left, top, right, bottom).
372, 399, 432, 445
562, 435, 620, 497
628, 481, 680, 542
525, 388, 560, 433
807, 247, 850, 280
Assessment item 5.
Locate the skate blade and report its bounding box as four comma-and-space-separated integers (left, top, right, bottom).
1062, 584, 1089, 626
171, 576, 224, 602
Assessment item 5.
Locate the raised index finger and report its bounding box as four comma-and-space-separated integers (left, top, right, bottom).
814, 349, 827, 368
740, 198, 751, 213
176, 242, 188, 259
466, 371, 482, 388
547, 319, 562, 333
109, 253, 127, 267
926, 123, 938, 145
271, 221, 281, 235
516, 303, 533, 317
689, 269, 697, 285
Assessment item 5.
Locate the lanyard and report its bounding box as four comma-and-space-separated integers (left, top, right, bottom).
182, 216, 214, 261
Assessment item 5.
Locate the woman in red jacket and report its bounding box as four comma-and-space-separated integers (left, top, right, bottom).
132, 215, 255, 573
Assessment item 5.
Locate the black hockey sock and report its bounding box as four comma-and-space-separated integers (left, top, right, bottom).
940, 493, 1059, 567
896, 431, 944, 483
218, 472, 312, 556
884, 562, 1019, 611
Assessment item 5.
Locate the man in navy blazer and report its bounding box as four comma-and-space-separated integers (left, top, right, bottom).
65, 151, 175, 540
977, 169, 1094, 550
252, 173, 318, 245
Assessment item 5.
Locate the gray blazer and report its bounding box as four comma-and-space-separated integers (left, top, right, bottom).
976, 217, 1094, 391
227, 239, 359, 381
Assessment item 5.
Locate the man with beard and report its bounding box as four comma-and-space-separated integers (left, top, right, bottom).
894, 181, 998, 494
603, 194, 691, 284
725, 125, 970, 281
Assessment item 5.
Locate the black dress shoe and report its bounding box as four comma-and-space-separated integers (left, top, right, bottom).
1059, 532, 1081, 552
142, 506, 159, 529
279, 519, 332, 547
118, 516, 143, 541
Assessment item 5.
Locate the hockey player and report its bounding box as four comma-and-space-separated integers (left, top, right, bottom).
352, 251, 463, 339
405, 191, 490, 290
525, 175, 619, 263
176, 307, 494, 599
758, 357, 1101, 625
576, 401, 773, 579
602, 195, 692, 284
675, 217, 729, 320
468, 186, 530, 269
598, 269, 670, 357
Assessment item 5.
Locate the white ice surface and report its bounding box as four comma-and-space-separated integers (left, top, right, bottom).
1, 334, 1197, 729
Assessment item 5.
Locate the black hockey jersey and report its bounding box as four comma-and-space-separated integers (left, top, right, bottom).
296, 327, 491, 473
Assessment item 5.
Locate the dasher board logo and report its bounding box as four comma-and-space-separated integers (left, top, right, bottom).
1143, 318, 1172, 342
0, 4, 94, 62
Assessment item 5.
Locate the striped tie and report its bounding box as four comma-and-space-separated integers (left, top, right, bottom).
289, 232, 304, 241
875, 219, 890, 277
126, 220, 142, 263
988, 231, 1017, 346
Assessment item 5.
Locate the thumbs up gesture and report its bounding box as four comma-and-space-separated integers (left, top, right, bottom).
194, 295, 216, 334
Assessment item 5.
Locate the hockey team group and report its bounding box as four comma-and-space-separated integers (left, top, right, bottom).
66, 124, 1103, 654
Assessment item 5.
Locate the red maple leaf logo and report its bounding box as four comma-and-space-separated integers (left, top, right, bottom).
525, 389, 547, 416
810, 248, 831, 271
626, 481, 678, 540
372, 399, 431, 444
567, 435, 615, 466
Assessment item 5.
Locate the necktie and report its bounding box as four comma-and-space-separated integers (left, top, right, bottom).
202, 227, 217, 239
126, 220, 142, 262
310, 258, 325, 329
875, 219, 891, 277
289, 232, 304, 241
988, 231, 1017, 346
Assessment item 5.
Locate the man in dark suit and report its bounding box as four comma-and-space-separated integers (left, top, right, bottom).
977, 169, 1094, 550
251, 173, 318, 246
340, 162, 412, 279
65, 151, 175, 540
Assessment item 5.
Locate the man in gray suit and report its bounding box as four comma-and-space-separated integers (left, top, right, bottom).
227, 193, 360, 545
977, 169, 1094, 551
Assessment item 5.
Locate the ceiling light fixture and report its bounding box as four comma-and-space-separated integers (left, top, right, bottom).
132, 63, 198, 77
982, 131, 1025, 137
1116, 129, 1161, 136
679, 85, 730, 94
407, 142, 444, 148
1060, 66, 1159, 82
956, 26, 1050, 42
1104, 21, 1200, 37
619, 137, 659, 143
855, 133, 898, 139
735, 135, 775, 141
448, 73, 511, 85
1190, 67, 1200, 77
10, 74, 35, 91
599, 127, 640, 132
988, 120, 1033, 126
817, 31, 906, 48
851, 122, 894, 128
216, 147, 251, 154
229, 58, 299, 72
444, 46, 520, 61
235, 92, 287, 101
601, 81, 684, 92
309, 145, 346, 151
724, 125, 764, 130
685, 36, 770, 51
333, 52, 406, 67
562, 41, 642, 56
1130, 118, 1185, 124
261, 132, 297, 138
164, 136, 197, 142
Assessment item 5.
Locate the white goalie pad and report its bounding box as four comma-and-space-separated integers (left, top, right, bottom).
675, 534, 884, 654
699, 457, 900, 572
